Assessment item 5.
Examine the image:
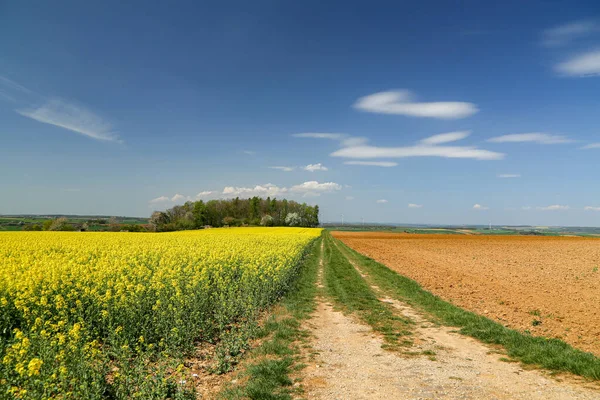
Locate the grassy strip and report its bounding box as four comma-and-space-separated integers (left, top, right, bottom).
333, 234, 600, 380
220, 235, 321, 400
322, 233, 412, 349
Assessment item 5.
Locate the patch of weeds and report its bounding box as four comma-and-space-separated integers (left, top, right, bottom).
499, 357, 518, 363
529, 309, 542, 317
220, 236, 321, 400
532, 319, 542, 327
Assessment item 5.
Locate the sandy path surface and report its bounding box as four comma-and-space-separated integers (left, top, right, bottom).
300, 240, 600, 399
332, 231, 600, 355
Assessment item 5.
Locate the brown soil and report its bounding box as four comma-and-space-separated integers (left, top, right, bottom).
332, 232, 600, 355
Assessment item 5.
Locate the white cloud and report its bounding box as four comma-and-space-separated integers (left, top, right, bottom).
333, 144, 503, 160
542, 20, 598, 47
555, 49, 600, 77
223, 183, 287, 198
488, 133, 572, 144
408, 203, 423, 208
522, 206, 532, 210
303, 163, 328, 172
290, 181, 341, 196
269, 166, 295, 172
584, 206, 600, 211
353, 90, 478, 119
498, 174, 521, 178
581, 143, 600, 149
346, 196, 355, 200
195, 191, 214, 198
538, 205, 570, 211
243, 150, 256, 155
344, 161, 398, 167
376, 199, 388, 203
473, 204, 489, 210
149, 196, 170, 204
171, 194, 189, 203
17, 98, 120, 142
420, 131, 471, 145
292, 133, 347, 140
0, 75, 32, 94
220, 181, 341, 198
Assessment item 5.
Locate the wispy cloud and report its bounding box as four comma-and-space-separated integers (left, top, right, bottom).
242, 150, 256, 155
296, 131, 504, 161
149, 196, 171, 204
408, 203, 423, 208
581, 143, 600, 149
344, 161, 398, 167
542, 20, 598, 47
269, 166, 295, 172
292, 133, 347, 140
498, 174, 521, 178
522, 206, 532, 210
0, 90, 17, 103
221, 181, 341, 198
419, 131, 471, 145
354, 90, 478, 119
303, 163, 328, 172
376, 199, 388, 204
333, 144, 503, 160
345, 196, 355, 201
0, 75, 32, 94
538, 204, 570, 211
17, 98, 121, 142
195, 191, 214, 199
473, 204, 489, 210
585, 206, 600, 211
555, 49, 600, 77
488, 133, 572, 144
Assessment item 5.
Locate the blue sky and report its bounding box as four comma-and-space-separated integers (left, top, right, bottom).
2, 0, 600, 226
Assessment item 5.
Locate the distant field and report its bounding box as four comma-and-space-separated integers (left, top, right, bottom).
333, 231, 600, 355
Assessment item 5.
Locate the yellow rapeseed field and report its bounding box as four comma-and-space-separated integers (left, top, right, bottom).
0, 227, 321, 399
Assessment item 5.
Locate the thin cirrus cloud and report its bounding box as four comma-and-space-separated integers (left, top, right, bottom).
269, 166, 295, 172
295, 131, 504, 161
0, 75, 33, 94
17, 98, 121, 142
585, 206, 600, 211
497, 174, 521, 178
581, 143, 600, 149
353, 90, 479, 119
376, 199, 388, 204
542, 20, 598, 47
330, 131, 504, 161
555, 49, 600, 77
344, 161, 398, 167
487, 133, 573, 144
473, 204, 489, 210
419, 131, 471, 145
538, 205, 570, 211
408, 203, 423, 208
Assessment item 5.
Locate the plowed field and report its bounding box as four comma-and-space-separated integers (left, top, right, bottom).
332, 231, 600, 355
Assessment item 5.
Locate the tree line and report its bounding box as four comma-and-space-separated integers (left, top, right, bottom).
150, 197, 319, 231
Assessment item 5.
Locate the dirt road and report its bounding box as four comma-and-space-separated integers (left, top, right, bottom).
300, 238, 600, 399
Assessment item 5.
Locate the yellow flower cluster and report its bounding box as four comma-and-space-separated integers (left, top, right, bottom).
0, 227, 320, 399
